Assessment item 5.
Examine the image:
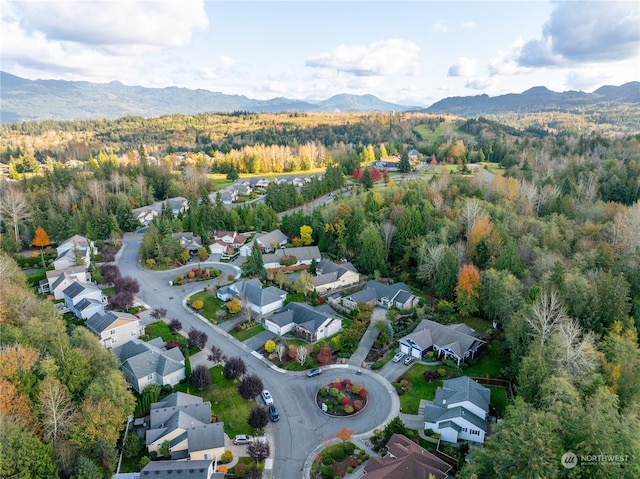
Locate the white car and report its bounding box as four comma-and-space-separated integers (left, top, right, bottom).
392, 351, 406, 363
261, 389, 274, 405
233, 434, 254, 445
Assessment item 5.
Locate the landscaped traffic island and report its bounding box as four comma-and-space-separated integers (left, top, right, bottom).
316, 378, 368, 416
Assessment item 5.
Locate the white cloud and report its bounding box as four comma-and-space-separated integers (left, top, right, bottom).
465, 78, 492, 90
448, 57, 477, 77
461, 21, 476, 29
9, 0, 208, 48
488, 39, 526, 76
219, 56, 236, 70
306, 39, 420, 77
433, 22, 448, 33
518, 1, 640, 66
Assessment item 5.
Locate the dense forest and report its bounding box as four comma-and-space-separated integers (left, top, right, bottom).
1, 111, 639, 478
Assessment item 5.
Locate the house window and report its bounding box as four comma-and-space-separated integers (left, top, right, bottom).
110, 329, 116, 335
204, 454, 212, 460
131, 331, 136, 336
147, 374, 153, 380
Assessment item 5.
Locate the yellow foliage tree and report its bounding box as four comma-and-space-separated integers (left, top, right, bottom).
264, 340, 276, 353
227, 297, 241, 314
300, 225, 313, 245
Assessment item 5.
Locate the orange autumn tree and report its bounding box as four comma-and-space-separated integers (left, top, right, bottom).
336, 427, 353, 442
32, 225, 51, 270
455, 264, 481, 316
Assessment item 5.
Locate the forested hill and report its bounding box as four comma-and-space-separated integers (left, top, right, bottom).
0, 71, 408, 123
425, 82, 640, 116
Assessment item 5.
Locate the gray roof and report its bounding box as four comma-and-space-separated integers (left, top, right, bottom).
313, 260, 358, 287
262, 246, 321, 265
114, 338, 184, 381
62, 281, 101, 299
268, 302, 338, 333
224, 278, 286, 307
75, 297, 103, 312
346, 280, 414, 304
188, 422, 225, 452
140, 460, 215, 479
424, 376, 490, 432
86, 311, 137, 334
400, 320, 486, 360
152, 392, 205, 409
255, 229, 288, 248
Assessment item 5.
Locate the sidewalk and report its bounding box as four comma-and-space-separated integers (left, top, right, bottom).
348, 308, 387, 367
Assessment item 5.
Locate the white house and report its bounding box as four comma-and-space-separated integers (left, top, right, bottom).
113, 338, 185, 393
240, 229, 288, 256
85, 311, 143, 349
262, 246, 321, 270
423, 376, 490, 444
39, 265, 89, 299
398, 320, 486, 366
53, 235, 93, 270
341, 280, 419, 311
62, 281, 105, 319
312, 260, 360, 294
216, 278, 287, 316
264, 302, 342, 343
145, 392, 224, 461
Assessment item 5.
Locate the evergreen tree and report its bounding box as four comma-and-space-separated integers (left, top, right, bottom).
243, 241, 265, 277
399, 150, 411, 173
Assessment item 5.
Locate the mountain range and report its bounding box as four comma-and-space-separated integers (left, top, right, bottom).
1, 71, 638, 123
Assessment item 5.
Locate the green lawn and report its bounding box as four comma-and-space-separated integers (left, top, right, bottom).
464, 342, 503, 378
189, 290, 226, 322
488, 385, 509, 417
397, 364, 443, 414
231, 324, 265, 342
174, 365, 256, 436
143, 321, 189, 352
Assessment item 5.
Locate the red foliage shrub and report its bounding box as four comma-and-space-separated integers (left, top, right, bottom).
333, 380, 343, 390
353, 400, 363, 411
342, 378, 352, 388
370, 168, 382, 181
341, 396, 351, 406
166, 340, 180, 350
359, 388, 368, 399
352, 168, 363, 180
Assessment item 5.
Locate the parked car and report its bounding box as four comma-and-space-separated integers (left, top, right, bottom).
261, 389, 274, 405
306, 367, 322, 377
404, 355, 415, 366
233, 434, 254, 445
269, 404, 280, 422
392, 351, 406, 363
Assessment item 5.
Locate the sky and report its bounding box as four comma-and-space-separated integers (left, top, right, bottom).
1, 0, 639, 107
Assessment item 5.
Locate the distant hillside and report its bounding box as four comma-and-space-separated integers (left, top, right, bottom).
425, 82, 640, 116
0, 71, 410, 123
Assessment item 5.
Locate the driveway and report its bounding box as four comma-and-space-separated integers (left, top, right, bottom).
243, 329, 277, 351
348, 308, 387, 367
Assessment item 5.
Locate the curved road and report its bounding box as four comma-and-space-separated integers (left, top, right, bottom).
117, 233, 397, 478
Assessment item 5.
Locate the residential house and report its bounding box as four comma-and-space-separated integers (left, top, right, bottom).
235, 183, 252, 196
132, 197, 189, 225
240, 229, 288, 256
85, 311, 143, 349
374, 159, 400, 171
139, 460, 223, 479
341, 280, 419, 311
262, 246, 321, 269
362, 433, 452, 479
210, 186, 238, 205
39, 265, 89, 299
62, 281, 105, 319
211, 231, 247, 256
172, 232, 203, 255
250, 178, 270, 189
53, 234, 93, 270
264, 302, 342, 342
216, 278, 287, 316
312, 260, 360, 294
398, 319, 486, 365
145, 392, 224, 461
113, 338, 185, 393
423, 376, 490, 444
209, 241, 228, 256
408, 149, 421, 161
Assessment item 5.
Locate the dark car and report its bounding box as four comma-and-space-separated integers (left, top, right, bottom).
269, 404, 280, 422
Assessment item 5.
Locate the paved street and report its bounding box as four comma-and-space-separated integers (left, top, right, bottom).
116, 233, 400, 479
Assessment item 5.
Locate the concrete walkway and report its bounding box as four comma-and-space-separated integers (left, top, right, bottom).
348, 308, 387, 367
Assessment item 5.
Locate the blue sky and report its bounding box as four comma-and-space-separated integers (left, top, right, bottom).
2, 1, 639, 106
